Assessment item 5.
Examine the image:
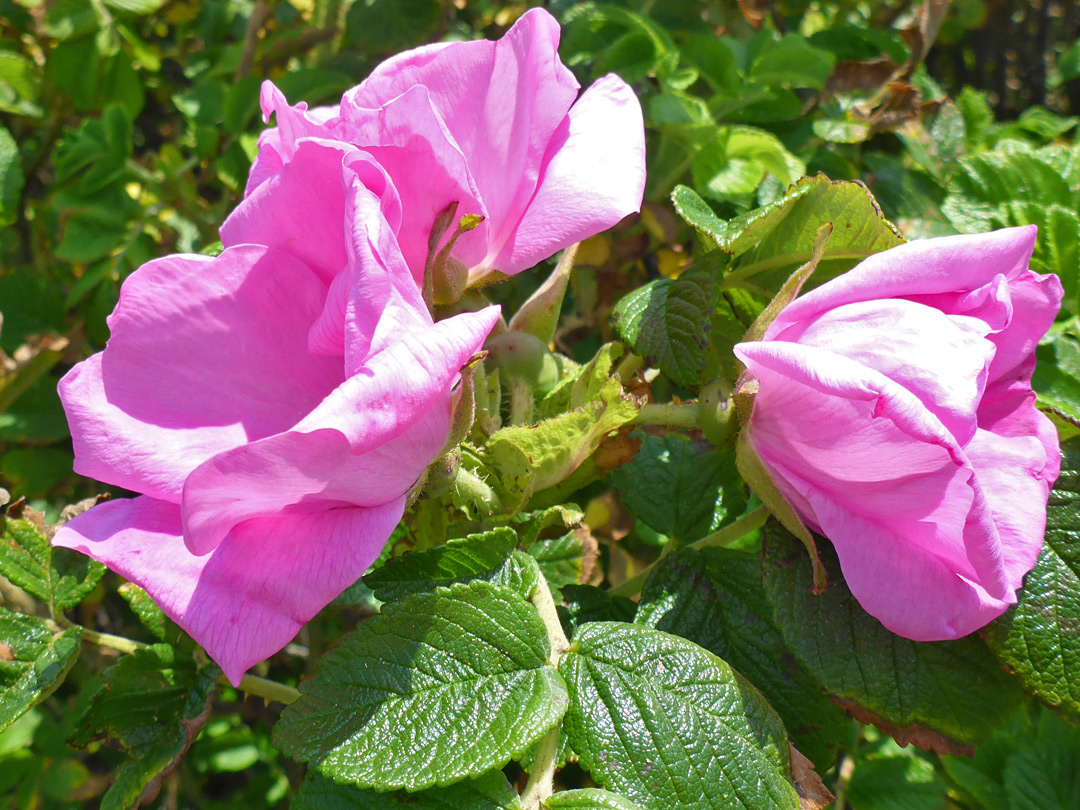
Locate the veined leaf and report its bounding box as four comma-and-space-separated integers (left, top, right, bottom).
292, 771, 520, 810
274, 580, 568, 791
560, 621, 800, 810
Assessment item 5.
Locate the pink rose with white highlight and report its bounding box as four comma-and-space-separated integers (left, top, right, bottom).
735, 226, 1062, 641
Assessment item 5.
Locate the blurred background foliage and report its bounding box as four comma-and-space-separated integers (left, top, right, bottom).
2, 0, 1080, 808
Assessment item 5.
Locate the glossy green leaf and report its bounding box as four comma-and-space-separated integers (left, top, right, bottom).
364, 528, 541, 602
0, 609, 82, 733
560, 621, 800, 810
762, 523, 1021, 751
725, 175, 904, 295
0, 513, 105, 613
527, 531, 594, 596
292, 771, 520, 810
609, 433, 746, 543
984, 440, 1080, 717
274, 580, 567, 791
636, 547, 847, 770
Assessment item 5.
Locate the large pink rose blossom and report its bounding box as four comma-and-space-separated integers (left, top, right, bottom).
244, 7, 646, 285
52, 159, 500, 685
734, 226, 1062, 641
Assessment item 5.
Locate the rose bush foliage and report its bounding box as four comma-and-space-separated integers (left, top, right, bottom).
3, 3, 1080, 809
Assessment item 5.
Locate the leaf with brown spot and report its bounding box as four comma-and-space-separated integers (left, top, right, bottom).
828, 698, 974, 757
789, 745, 835, 810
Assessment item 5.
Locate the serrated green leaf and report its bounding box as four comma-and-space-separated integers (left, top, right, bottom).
611, 261, 717, 390
749, 35, 835, 90
762, 523, 1021, 750
692, 127, 804, 202
512, 504, 585, 548
560, 621, 800, 810
487, 377, 638, 503
527, 531, 594, 597
0, 609, 82, 733
609, 433, 746, 543
545, 788, 644, 810
69, 644, 219, 810
635, 547, 847, 771
0, 513, 105, 613
1001, 712, 1080, 810
724, 175, 904, 295
984, 440, 1080, 716
275, 580, 568, 791
291, 771, 520, 810
364, 528, 540, 602
0, 50, 42, 116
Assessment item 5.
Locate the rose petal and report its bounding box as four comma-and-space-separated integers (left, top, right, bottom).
796, 486, 1014, 640
490, 73, 646, 276
771, 298, 995, 444
180, 305, 498, 554
736, 340, 1010, 599
60, 246, 342, 502
345, 7, 579, 272
340, 85, 489, 283
53, 496, 404, 685
765, 226, 1039, 340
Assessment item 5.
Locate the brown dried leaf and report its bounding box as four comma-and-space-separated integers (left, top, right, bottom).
830, 696, 975, 756
790, 744, 835, 810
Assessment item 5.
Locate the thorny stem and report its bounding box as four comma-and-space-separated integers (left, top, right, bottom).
610, 505, 770, 597
632, 401, 700, 428
51, 620, 300, 704
520, 572, 570, 810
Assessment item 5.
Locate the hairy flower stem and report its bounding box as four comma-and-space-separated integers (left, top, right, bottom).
610, 505, 770, 597
520, 572, 570, 810
632, 401, 699, 428
52, 620, 300, 705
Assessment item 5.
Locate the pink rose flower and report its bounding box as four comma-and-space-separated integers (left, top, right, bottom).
735, 226, 1062, 641
241, 7, 646, 285
53, 158, 500, 685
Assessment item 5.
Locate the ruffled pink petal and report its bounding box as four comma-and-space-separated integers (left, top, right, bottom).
345, 7, 579, 271
340, 85, 489, 283
736, 340, 1010, 600
59, 246, 342, 502
244, 82, 340, 198
490, 74, 645, 276
53, 496, 403, 686
765, 227, 1038, 341
181, 405, 449, 555
771, 298, 995, 445
987, 270, 1063, 384
795, 485, 1014, 640
180, 305, 498, 554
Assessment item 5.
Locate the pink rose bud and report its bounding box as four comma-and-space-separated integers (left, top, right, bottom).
52, 169, 500, 686
240, 7, 646, 286
734, 226, 1062, 641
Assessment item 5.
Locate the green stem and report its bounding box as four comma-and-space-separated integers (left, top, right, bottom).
235, 673, 300, 705
520, 573, 570, 809
60, 621, 300, 705
613, 352, 644, 382
632, 402, 699, 428
610, 505, 770, 597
